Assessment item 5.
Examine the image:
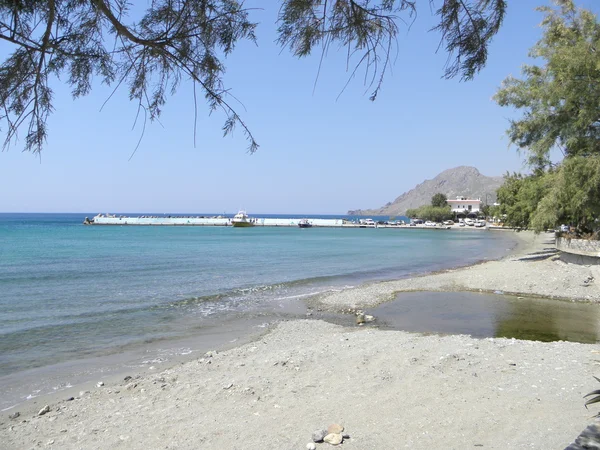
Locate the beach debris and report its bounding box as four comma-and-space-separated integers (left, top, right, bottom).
312, 429, 327, 442
38, 405, 50, 416
327, 423, 344, 434
8, 412, 20, 420
323, 433, 343, 445
355, 310, 375, 325
312, 425, 347, 445
306, 443, 317, 450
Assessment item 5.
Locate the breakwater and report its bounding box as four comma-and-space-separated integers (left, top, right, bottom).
85, 214, 348, 227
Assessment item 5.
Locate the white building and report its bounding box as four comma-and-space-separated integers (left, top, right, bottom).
446, 196, 482, 215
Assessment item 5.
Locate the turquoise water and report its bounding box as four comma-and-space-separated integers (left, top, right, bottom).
0, 213, 517, 408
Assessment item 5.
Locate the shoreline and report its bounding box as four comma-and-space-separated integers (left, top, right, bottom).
312, 231, 599, 312
2, 230, 600, 449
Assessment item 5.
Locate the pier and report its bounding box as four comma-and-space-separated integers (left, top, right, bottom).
83, 214, 492, 229
86, 214, 352, 227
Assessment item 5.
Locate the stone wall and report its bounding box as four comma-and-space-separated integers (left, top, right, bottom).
556, 237, 600, 260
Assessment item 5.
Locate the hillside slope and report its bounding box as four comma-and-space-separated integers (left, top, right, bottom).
348, 166, 504, 216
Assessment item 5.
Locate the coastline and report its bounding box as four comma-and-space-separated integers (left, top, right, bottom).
313, 231, 600, 311
2, 231, 599, 449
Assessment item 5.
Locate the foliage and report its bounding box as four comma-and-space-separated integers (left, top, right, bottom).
494, 0, 600, 168
584, 376, 600, 418
494, 1, 600, 235
0, 0, 507, 154
431, 193, 448, 208
495, 171, 553, 229
480, 204, 490, 218
405, 205, 452, 222
530, 156, 600, 233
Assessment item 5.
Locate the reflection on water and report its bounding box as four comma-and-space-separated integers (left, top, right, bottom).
369, 291, 600, 343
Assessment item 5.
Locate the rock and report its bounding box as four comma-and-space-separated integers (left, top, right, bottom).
65, 397, 74, 402
306, 444, 317, 450
312, 429, 327, 442
96, 381, 104, 387
8, 412, 20, 420
323, 433, 343, 445
124, 376, 132, 382
327, 423, 344, 434
356, 314, 365, 325
223, 383, 233, 390
38, 405, 50, 416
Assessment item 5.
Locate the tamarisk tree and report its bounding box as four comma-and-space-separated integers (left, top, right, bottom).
0, 0, 507, 155
494, 1, 600, 234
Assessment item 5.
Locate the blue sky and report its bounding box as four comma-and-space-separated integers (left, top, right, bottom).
1, 0, 598, 214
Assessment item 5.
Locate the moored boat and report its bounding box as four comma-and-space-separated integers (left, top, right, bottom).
298, 219, 312, 228
231, 210, 255, 227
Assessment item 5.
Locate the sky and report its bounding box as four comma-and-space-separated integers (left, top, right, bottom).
1, 0, 599, 215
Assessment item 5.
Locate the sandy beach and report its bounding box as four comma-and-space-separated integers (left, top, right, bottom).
2, 231, 600, 449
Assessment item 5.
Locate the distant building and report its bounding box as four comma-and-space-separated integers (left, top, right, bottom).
446, 196, 482, 214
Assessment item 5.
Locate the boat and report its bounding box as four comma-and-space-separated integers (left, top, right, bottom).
231, 210, 254, 227
298, 219, 312, 228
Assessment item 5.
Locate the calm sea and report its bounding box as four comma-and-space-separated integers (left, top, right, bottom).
0, 213, 518, 409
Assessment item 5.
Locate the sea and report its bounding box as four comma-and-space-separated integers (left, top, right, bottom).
0, 213, 519, 410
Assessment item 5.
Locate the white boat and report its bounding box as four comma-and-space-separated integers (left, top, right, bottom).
298, 219, 313, 228
231, 210, 254, 227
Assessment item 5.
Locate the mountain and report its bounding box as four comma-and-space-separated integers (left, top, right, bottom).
348, 166, 504, 216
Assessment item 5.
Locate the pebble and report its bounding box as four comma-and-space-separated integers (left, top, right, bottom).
312, 429, 327, 442
65, 397, 74, 402
38, 405, 50, 416
8, 412, 20, 420
327, 423, 344, 434
324, 433, 343, 445
223, 383, 233, 390
124, 376, 132, 382
306, 444, 316, 450
96, 381, 104, 387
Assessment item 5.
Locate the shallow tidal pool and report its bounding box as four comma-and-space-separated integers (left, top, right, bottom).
368, 291, 600, 343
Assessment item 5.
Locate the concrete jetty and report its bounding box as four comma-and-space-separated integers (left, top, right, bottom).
83, 214, 489, 230
85, 214, 351, 227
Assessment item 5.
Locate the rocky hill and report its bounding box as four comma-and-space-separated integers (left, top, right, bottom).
348, 166, 504, 216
